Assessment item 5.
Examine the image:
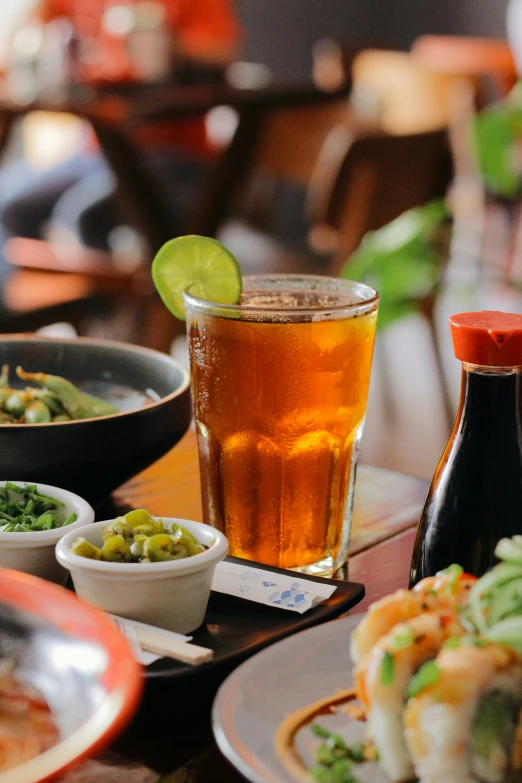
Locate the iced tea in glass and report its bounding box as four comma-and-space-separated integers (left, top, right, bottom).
184, 275, 378, 575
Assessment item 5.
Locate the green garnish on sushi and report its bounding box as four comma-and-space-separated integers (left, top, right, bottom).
305, 536, 522, 783
469, 536, 522, 649
380, 652, 395, 685
443, 635, 461, 649
462, 634, 488, 648
406, 660, 441, 698
441, 562, 464, 592
391, 627, 415, 651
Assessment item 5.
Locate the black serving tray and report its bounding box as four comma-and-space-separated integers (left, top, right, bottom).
145, 556, 364, 681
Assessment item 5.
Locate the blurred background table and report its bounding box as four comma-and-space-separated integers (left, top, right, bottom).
60, 434, 429, 783
0, 77, 354, 352
0, 78, 352, 247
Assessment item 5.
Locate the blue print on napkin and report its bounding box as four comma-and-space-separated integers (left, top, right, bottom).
268, 588, 308, 608
262, 581, 277, 587
241, 569, 262, 582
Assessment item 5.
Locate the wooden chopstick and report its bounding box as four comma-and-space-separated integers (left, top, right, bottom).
133, 627, 214, 666
111, 615, 214, 666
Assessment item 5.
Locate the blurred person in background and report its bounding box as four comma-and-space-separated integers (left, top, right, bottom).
0, 0, 241, 277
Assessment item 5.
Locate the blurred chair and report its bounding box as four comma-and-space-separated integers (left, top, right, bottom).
307, 127, 454, 427
411, 35, 517, 105
351, 49, 474, 135
308, 129, 453, 272
215, 95, 356, 274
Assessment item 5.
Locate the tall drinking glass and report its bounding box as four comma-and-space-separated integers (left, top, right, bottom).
184, 275, 378, 576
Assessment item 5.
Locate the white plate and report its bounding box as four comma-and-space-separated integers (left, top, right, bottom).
213, 614, 389, 783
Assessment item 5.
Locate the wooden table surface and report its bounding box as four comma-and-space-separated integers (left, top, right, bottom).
61, 433, 428, 783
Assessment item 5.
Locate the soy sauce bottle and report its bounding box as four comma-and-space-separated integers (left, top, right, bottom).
409, 311, 522, 585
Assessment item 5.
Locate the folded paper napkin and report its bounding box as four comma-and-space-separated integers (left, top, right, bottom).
211, 561, 337, 613
113, 563, 337, 664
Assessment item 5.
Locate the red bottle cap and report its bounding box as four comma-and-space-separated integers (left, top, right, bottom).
450, 311, 522, 367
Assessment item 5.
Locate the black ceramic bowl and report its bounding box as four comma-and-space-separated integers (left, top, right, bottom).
0, 336, 192, 505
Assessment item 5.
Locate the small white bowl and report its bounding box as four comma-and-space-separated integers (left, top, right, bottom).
0, 481, 94, 585
56, 517, 229, 634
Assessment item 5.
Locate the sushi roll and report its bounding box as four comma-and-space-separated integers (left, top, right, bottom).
354, 610, 465, 782
350, 570, 476, 665
404, 642, 522, 783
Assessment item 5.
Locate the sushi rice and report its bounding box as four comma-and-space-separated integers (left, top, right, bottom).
354, 611, 466, 781
404, 644, 522, 783
345, 542, 522, 783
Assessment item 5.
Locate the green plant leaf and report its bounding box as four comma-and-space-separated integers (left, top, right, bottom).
473, 105, 520, 199
340, 200, 448, 330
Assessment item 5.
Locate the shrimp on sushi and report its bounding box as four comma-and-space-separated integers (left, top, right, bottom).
354, 610, 466, 782
404, 642, 522, 783
350, 568, 476, 666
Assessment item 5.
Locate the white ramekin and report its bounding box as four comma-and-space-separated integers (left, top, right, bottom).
0, 481, 95, 585
56, 517, 229, 634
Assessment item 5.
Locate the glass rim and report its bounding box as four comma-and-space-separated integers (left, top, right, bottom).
183, 274, 379, 315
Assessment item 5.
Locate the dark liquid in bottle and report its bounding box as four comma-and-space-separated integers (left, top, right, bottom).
409, 368, 522, 585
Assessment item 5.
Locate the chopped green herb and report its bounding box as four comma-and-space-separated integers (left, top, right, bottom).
462, 634, 487, 648
311, 761, 357, 783
316, 745, 338, 766
391, 627, 415, 650
311, 724, 332, 739
327, 734, 347, 751
443, 636, 461, 649
309, 724, 367, 782
347, 742, 365, 762
311, 767, 333, 783
331, 759, 355, 783
380, 652, 395, 686
443, 563, 464, 581
4, 481, 23, 493
0, 483, 74, 532
406, 660, 441, 698
440, 563, 463, 593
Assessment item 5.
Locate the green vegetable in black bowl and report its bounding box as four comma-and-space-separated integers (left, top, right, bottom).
0, 366, 119, 424
0, 335, 192, 506
0, 482, 78, 532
